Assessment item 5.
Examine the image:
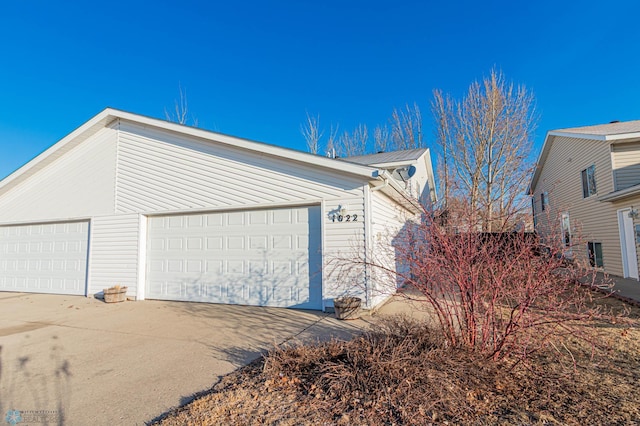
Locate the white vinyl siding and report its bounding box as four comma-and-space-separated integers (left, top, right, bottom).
368, 190, 412, 307
0, 127, 117, 223
612, 141, 640, 191
0, 112, 426, 310
88, 214, 140, 297
145, 206, 322, 309
322, 194, 368, 306
115, 121, 370, 307
115, 121, 365, 213
0, 221, 89, 295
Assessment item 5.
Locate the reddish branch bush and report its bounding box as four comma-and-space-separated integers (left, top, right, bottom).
344, 208, 615, 362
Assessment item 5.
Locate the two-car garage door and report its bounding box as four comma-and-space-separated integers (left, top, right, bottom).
0, 206, 323, 310
0, 221, 89, 295
145, 205, 323, 310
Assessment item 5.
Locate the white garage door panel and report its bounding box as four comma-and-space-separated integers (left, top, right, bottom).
0, 221, 89, 295
146, 206, 322, 309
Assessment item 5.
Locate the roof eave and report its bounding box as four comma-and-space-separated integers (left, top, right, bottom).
0, 108, 116, 195
373, 171, 423, 214
605, 132, 640, 141
599, 185, 640, 202
528, 131, 554, 195
111, 109, 379, 179
0, 108, 381, 196
548, 131, 607, 141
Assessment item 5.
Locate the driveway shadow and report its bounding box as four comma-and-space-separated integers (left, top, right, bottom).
147, 301, 367, 424
162, 301, 366, 368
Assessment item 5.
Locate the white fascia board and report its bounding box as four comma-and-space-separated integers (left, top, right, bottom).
375, 171, 422, 214
423, 148, 438, 204
598, 184, 640, 202
110, 109, 379, 179
605, 132, 640, 141
547, 131, 607, 141
364, 160, 415, 168
528, 131, 554, 195
548, 130, 640, 142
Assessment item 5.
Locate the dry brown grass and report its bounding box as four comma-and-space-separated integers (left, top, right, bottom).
156, 298, 640, 425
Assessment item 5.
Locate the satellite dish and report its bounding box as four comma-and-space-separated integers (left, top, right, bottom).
392, 165, 417, 181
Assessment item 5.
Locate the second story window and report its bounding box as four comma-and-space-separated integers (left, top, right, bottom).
541, 191, 549, 211
581, 165, 597, 198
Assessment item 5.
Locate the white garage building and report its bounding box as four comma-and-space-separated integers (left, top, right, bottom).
0, 109, 435, 310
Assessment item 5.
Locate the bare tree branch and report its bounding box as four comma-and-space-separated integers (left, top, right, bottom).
165, 83, 198, 126
301, 112, 323, 154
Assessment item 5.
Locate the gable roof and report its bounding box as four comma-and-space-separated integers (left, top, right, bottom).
529, 119, 640, 194
0, 108, 381, 197
344, 147, 437, 205
343, 148, 427, 166
553, 120, 640, 139
0, 108, 424, 214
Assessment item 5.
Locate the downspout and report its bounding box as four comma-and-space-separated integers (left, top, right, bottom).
364, 172, 388, 309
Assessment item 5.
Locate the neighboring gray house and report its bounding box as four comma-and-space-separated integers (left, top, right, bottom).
0, 108, 436, 310
530, 119, 640, 280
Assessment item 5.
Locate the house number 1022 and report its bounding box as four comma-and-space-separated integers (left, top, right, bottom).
331, 214, 358, 222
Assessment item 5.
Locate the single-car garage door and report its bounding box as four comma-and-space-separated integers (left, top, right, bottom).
0, 221, 89, 295
146, 205, 322, 309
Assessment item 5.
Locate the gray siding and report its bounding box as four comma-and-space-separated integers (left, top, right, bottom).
532, 135, 628, 276
612, 141, 640, 191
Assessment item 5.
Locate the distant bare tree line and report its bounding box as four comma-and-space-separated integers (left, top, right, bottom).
301, 103, 424, 157
302, 68, 537, 230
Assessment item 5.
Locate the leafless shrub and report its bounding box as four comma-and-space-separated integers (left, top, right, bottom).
332, 204, 616, 363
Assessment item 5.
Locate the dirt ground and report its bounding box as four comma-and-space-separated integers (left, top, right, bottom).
155, 296, 640, 425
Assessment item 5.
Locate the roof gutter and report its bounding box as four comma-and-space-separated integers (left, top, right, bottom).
370, 174, 389, 192
371, 171, 422, 214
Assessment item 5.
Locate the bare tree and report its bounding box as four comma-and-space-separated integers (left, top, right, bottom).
391, 103, 423, 150
432, 69, 537, 231
301, 105, 424, 157
373, 125, 391, 153
337, 124, 369, 157
301, 112, 323, 154
431, 90, 454, 211
165, 84, 198, 126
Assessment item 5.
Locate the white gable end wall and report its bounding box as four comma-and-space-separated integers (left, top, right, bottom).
0, 126, 117, 223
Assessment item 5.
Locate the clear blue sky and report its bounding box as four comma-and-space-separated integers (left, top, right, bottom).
1, 0, 639, 179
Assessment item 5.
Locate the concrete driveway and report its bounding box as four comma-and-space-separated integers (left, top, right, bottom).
0, 293, 370, 425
